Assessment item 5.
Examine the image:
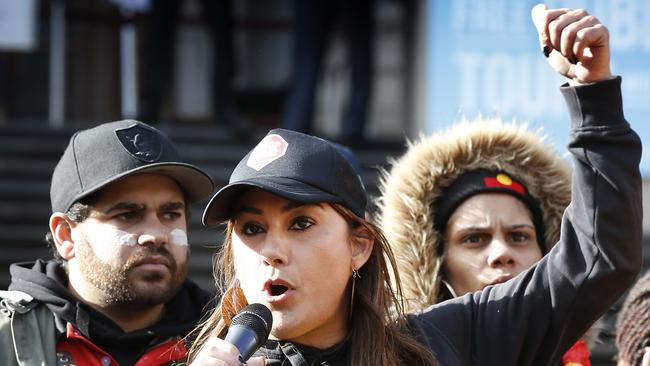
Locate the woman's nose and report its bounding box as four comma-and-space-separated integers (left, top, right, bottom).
486, 237, 515, 267
259, 232, 288, 266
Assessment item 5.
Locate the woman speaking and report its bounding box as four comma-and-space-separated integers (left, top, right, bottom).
188, 5, 642, 365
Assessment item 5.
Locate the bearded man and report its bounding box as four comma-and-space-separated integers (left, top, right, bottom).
0, 120, 215, 365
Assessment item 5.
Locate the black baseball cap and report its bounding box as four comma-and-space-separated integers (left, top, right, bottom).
50, 120, 214, 213
202, 128, 367, 225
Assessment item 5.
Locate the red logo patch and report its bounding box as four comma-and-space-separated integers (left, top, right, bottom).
247, 134, 289, 171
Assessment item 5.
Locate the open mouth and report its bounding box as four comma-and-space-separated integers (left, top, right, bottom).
270, 284, 289, 296
264, 279, 292, 298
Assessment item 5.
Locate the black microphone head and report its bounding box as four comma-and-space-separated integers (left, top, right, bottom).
231, 303, 273, 345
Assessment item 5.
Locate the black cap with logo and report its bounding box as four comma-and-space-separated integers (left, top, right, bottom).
50, 120, 214, 213
202, 128, 367, 225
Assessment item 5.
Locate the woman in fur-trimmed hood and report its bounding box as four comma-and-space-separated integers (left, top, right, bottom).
377, 118, 572, 312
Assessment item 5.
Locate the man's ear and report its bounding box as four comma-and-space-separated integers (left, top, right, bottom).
49, 213, 77, 260
350, 226, 374, 270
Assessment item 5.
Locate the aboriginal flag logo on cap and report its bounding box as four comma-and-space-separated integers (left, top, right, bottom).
247, 134, 288, 171
115, 124, 163, 163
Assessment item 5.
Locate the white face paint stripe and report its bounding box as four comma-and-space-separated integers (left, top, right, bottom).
72, 225, 137, 261
72, 224, 187, 259
170, 229, 188, 246
111, 228, 138, 246
71, 227, 136, 247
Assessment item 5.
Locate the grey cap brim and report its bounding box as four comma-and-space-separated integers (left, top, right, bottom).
202, 177, 341, 225
63, 162, 214, 212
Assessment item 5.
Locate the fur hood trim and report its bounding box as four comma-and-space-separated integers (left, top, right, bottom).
377, 118, 571, 312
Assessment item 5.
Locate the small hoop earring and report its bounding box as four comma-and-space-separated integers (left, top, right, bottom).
349, 267, 360, 321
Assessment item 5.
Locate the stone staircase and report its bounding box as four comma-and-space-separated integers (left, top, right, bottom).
0, 122, 404, 291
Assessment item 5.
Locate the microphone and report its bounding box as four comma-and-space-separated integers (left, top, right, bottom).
225, 303, 273, 362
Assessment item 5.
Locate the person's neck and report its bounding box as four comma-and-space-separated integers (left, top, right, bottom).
67, 281, 166, 333
91, 301, 166, 333
278, 328, 347, 350
276, 314, 348, 350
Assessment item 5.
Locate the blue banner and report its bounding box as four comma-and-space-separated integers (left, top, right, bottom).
426, 0, 650, 176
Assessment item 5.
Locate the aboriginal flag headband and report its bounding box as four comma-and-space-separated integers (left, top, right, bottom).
433, 169, 546, 253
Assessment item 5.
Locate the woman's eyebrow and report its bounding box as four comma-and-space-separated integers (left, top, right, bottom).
507, 223, 536, 230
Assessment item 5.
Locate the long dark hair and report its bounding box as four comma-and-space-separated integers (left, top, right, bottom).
187, 203, 438, 366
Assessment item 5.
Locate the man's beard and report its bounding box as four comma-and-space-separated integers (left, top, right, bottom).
76, 241, 187, 306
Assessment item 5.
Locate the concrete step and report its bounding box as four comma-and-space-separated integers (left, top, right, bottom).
0, 158, 58, 179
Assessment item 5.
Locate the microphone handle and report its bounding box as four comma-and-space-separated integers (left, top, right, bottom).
224, 325, 260, 361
